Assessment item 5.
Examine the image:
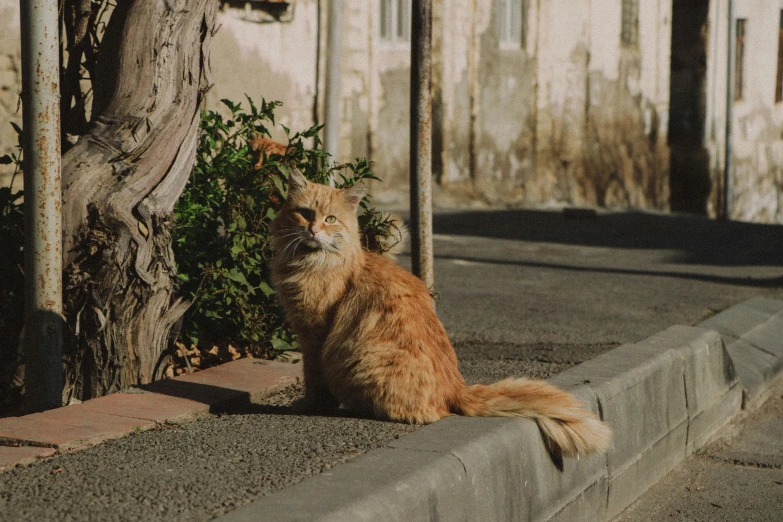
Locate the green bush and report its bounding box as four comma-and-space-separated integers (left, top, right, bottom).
0, 124, 24, 414
0, 97, 395, 392
172, 97, 393, 360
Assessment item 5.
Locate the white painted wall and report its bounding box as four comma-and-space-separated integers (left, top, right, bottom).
706, 0, 783, 222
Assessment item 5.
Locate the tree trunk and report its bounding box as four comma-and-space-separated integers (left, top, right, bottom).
60, 0, 217, 402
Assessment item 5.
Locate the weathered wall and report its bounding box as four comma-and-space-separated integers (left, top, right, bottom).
3, 0, 779, 223
704, 0, 783, 223
428, 0, 671, 210
208, 1, 320, 141
580, 0, 671, 209
472, 1, 537, 205
0, 0, 21, 188
0, 0, 320, 185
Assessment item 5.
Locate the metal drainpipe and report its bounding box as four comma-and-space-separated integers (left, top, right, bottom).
20, 0, 64, 411
323, 0, 343, 163
723, 0, 734, 220
411, 0, 434, 290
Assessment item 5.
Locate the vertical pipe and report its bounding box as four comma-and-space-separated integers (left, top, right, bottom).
410, 0, 434, 289
723, 0, 734, 220
313, 0, 322, 129
20, 0, 64, 411
323, 0, 343, 161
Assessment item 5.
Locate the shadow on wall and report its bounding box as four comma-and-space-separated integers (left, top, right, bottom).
668, 0, 711, 215
430, 209, 783, 269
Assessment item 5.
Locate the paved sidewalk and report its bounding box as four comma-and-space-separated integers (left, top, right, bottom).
1, 209, 782, 521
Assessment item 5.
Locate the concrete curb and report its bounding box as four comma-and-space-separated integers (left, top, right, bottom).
216, 297, 783, 522
0, 357, 302, 470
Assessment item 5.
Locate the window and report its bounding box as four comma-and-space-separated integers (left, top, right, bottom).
776, 12, 783, 103
735, 19, 746, 101
380, 0, 410, 44
498, 0, 528, 49
621, 0, 639, 47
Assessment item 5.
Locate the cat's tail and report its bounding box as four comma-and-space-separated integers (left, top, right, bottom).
455, 378, 612, 458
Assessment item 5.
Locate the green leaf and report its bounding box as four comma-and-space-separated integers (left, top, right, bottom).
227, 269, 248, 285
271, 174, 287, 198
259, 281, 275, 296
270, 337, 292, 352
235, 215, 247, 231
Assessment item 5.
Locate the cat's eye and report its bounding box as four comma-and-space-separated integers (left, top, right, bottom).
325, 215, 337, 224
294, 207, 315, 220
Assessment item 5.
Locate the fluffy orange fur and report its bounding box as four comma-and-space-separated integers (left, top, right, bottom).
250, 136, 288, 170
270, 169, 612, 458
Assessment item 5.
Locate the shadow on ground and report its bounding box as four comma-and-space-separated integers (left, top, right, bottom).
431, 209, 783, 267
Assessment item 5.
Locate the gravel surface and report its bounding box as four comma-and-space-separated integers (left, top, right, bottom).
0, 383, 419, 522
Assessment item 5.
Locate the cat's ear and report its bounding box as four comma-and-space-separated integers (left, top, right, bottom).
342, 183, 366, 211
288, 168, 308, 195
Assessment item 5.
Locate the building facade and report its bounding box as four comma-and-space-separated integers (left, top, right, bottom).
0, 0, 781, 223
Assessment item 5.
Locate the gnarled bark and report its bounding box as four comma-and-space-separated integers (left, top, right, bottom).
60, 0, 217, 402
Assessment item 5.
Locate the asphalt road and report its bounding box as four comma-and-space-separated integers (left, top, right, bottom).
1, 208, 782, 521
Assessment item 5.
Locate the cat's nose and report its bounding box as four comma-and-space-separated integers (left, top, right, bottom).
309, 226, 320, 237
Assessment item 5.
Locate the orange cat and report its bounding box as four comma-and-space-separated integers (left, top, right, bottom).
270, 169, 612, 458
250, 136, 288, 170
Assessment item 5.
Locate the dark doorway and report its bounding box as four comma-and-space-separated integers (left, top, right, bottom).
668, 0, 711, 214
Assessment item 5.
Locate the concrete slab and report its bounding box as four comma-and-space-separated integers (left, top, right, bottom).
387, 415, 608, 522
712, 376, 783, 468
0, 405, 155, 450
607, 420, 688, 519
741, 296, 783, 316
553, 341, 687, 474
217, 447, 467, 522
698, 303, 774, 340
79, 391, 212, 423
743, 315, 783, 358
724, 338, 783, 402
145, 358, 302, 408
0, 445, 56, 470
687, 383, 742, 453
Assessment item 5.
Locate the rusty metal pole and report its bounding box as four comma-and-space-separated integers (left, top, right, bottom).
410, 0, 434, 290
323, 0, 343, 163
20, 0, 64, 411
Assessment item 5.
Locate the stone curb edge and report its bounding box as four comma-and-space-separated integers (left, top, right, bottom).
0, 357, 303, 471
215, 297, 783, 522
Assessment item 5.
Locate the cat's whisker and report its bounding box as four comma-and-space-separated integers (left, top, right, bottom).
279, 238, 297, 260
288, 238, 306, 260
285, 239, 302, 260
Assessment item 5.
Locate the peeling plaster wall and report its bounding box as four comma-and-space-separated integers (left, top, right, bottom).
704, 0, 783, 223
528, 0, 670, 209
0, 0, 21, 188
472, 1, 537, 205
208, 1, 320, 142
362, 0, 412, 204
425, 0, 671, 210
